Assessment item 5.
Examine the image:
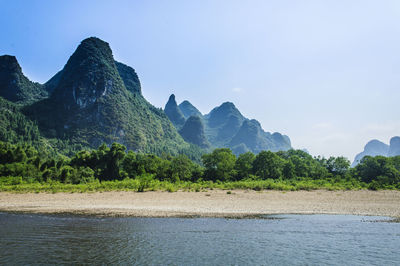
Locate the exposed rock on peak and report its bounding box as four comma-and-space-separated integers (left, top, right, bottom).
164, 94, 185, 127
50, 37, 124, 108
0, 55, 47, 104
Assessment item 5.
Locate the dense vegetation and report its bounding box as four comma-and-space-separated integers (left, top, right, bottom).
1, 141, 399, 192
0, 55, 48, 104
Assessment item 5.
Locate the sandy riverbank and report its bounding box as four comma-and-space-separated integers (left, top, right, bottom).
0, 190, 399, 218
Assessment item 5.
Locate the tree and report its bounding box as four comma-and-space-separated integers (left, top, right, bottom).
325, 156, 350, 176
234, 152, 255, 180
253, 151, 284, 179
202, 148, 236, 181
282, 160, 295, 179
170, 155, 194, 182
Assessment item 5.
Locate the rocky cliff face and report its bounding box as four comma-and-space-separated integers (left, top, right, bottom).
164, 94, 186, 127
0, 55, 47, 104
25, 37, 187, 153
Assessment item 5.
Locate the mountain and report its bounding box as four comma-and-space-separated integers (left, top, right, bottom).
203, 102, 291, 154
352, 139, 390, 167
179, 115, 210, 148
0, 96, 41, 143
206, 102, 245, 128
44, 61, 141, 95
164, 94, 185, 127
0, 55, 47, 104
115, 61, 141, 95
388, 137, 400, 157
229, 119, 268, 153
24, 37, 192, 155
165, 96, 292, 154
179, 100, 202, 119
229, 120, 291, 154
205, 102, 245, 144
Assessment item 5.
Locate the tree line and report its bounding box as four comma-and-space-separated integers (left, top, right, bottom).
0, 141, 399, 190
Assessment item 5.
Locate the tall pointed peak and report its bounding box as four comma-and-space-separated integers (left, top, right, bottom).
165, 94, 185, 127
168, 94, 177, 102
50, 36, 125, 108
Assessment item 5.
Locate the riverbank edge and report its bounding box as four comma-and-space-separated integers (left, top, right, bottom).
1, 190, 399, 220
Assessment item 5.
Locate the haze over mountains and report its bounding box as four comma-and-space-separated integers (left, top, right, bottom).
165, 95, 292, 155
0, 37, 291, 159
352, 137, 400, 167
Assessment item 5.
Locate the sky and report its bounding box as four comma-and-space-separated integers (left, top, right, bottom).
1, 0, 400, 160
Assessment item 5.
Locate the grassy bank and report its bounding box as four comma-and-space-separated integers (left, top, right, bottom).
0, 176, 379, 193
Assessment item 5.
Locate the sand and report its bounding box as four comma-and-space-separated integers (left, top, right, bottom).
0, 190, 399, 218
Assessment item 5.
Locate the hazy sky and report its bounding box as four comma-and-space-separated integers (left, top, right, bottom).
1, 0, 399, 160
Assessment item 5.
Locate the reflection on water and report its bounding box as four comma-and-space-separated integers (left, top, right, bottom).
0, 213, 399, 265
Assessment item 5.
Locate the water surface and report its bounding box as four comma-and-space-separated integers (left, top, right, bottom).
0, 213, 399, 265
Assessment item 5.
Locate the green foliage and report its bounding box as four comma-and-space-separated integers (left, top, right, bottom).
202, 148, 237, 181
234, 152, 255, 180
253, 151, 284, 179
0, 55, 48, 104
137, 173, 154, 192
0, 140, 398, 192
353, 155, 400, 188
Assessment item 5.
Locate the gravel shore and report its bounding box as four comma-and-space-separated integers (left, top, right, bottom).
1, 190, 399, 218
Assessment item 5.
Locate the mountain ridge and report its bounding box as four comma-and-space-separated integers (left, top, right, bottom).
163, 95, 292, 154
0, 55, 48, 104
19, 37, 198, 158
352, 137, 400, 166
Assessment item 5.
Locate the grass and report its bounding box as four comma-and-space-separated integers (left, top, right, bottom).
0, 176, 383, 193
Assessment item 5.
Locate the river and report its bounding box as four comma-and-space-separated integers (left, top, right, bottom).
0, 213, 399, 265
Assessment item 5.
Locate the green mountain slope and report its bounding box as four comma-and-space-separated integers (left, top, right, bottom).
115, 61, 141, 95
24, 37, 196, 157
168, 96, 292, 154
0, 97, 40, 143
0, 55, 48, 104
179, 100, 202, 119
179, 115, 210, 148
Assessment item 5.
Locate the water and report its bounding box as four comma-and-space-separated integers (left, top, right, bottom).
0, 213, 399, 265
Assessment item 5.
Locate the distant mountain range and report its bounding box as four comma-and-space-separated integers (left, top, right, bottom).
352, 137, 400, 166
164, 94, 292, 155
0, 37, 291, 158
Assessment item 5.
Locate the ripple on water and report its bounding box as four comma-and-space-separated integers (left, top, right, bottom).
0, 213, 399, 265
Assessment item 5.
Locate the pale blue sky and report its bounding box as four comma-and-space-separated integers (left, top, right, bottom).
1, 0, 400, 160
